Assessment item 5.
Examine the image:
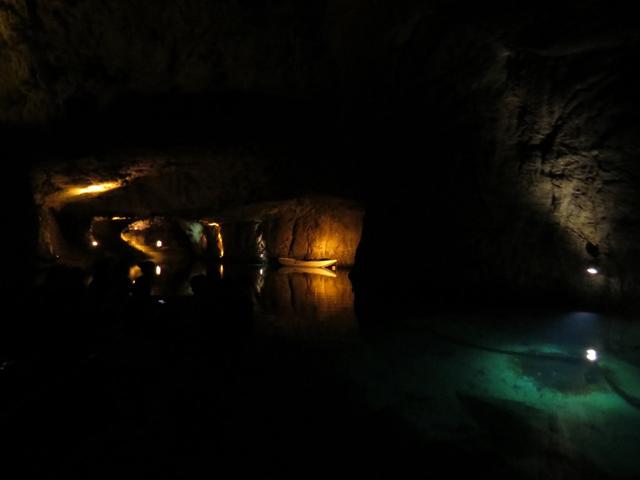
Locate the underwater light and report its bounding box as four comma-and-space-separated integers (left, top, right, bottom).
587, 267, 599, 275
586, 348, 598, 362
156, 240, 163, 248
155, 265, 162, 276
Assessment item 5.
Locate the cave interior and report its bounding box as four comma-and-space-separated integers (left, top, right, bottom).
2, 1, 640, 478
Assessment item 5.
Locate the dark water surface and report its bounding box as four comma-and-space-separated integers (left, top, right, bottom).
2, 260, 640, 478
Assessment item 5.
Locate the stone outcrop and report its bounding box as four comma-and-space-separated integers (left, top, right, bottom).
220, 197, 364, 266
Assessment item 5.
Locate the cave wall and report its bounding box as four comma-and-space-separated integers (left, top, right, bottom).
32, 150, 273, 214
221, 197, 363, 266
352, 12, 640, 308
0, 0, 335, 125
36, 207, 70, 260
493, 47, 640, 303
261, 197, 363, 266
4, 1, 640, 306
220, 221, 264, 263
30, 150, 271, 260
31, 152, 363, 265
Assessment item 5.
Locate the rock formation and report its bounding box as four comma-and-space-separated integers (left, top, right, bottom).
220, 197, 363, 265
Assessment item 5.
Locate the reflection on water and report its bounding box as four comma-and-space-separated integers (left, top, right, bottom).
32, 256, 640, 478
120, 258, 357, 340
255, 267, 358, 341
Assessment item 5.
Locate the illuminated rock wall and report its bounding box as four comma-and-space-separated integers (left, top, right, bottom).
30, 151, 271, 261
221, 197, 364, 266
349, 10, 640, 307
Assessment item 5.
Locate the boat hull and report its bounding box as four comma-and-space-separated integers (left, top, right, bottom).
277, 257, 338, 268
278, 266, 337, 278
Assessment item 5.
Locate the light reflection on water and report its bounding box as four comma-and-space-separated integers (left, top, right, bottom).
126, 260, 357, 340
40, 256, 640, 477
254, 267, 358, 341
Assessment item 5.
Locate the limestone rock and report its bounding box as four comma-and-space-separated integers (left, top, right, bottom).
220, 197, 364, 266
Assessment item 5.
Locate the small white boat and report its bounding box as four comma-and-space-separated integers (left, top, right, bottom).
278, 266, 337, 278
277, 257, 338, 268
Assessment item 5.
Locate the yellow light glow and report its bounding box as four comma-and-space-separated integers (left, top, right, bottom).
121, 231, 152, 256
70, 182, 121, 196
259, 268, 264, 276
91, 240, 99, 247
120, 223, 162, 260
587, 267, 599, 275
128, 265, 142, 281
156, 240, 163, 248
208, 222, 224, 258
155, 265, 162, 276
264, 270, 356, 337
111, 216, 128, 220
219, 264, 224, 278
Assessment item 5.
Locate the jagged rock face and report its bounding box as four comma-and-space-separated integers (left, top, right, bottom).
350, 11, 640, 307
492, 48, 640, 302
